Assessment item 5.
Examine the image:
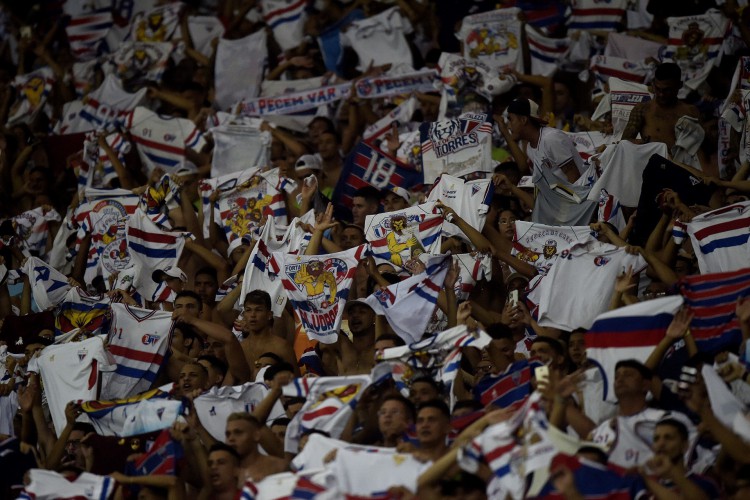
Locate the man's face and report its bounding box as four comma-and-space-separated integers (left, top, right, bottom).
64, 429, 86, 468
383, 193, 409, 213
178, 364, 207, 396
171, 327, 194, 355
317, 132, 338, 160
243, 303, 272, 333
225, 419, 257, 457
378, 399, 412, 439
506, 113, 525, 141
351, 197, 377, 227
529, 341, 556, 366
416, 407, 450, 447
653, 424, 686, 463
23, 343, 46, 366
568, 332, 586, 366
488, 338, 515, 366
194, 273, 218, 304
165, 277, 184, 293
613, 367, 648, 399
208, 450, 239, 489
340, 227, 364, 249
173, 297, 201, 318
198, 359, 224, 388
270, 423, 288, 443
348, 304, 375, 335
410, 381, 438, 404
652, 79, 681, 107
498, 210, 516, 240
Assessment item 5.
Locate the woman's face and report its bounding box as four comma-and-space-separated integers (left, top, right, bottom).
498, 210, 517, 240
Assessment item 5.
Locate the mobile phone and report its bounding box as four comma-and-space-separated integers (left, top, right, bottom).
534, 365, 549, 385
509, 290, 519, 308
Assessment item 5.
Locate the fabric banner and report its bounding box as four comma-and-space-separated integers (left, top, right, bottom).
364, 203, 442, 270
664, 9, 730, 95
7, 67, 54, 127
283, 375, 372, 453
362, 96, 417, 141
334, 140, 423, 209
238, 82, 352, 117
355, 69, 439, 99
273, 244, 367, 344
261, 0, 307, 51
525, 26, 570, 78
680, 267, 750, 353
420, 112, 494, 183
608, 78, 652, 140
64, 0, 113, 61
20, 257, 71, 311
81, 389, 183, 437
587, 295, 684, 402
108, 41, 173, 84
365, 254, 451, 344
457, 7, 523, 72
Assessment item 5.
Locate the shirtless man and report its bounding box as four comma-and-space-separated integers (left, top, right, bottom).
240, 290, 297, 379
321, 300, 376, 375
621, 63, 699, 150
225, 413, 287, 483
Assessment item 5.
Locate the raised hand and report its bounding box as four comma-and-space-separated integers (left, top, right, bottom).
665, 307, 693, 340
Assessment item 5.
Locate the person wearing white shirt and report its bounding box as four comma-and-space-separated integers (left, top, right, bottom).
504, 98, 585, 184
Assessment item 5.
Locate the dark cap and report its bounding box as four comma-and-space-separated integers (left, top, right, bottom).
506, 98, 547, 124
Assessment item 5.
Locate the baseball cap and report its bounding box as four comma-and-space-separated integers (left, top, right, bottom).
151, 266, 188, 283
344, 298, 374, 313
295, 154, 322, 172
506, 98, 547, 124
383, 186, 410, 204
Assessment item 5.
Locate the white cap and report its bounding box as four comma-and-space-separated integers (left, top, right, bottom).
227, 237, 250, 258
385, 186, 410, 204
295, 154, 322, 172
151, 266, 187, 283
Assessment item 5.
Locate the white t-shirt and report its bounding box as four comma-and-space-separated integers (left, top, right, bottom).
512, 221, 595, 276
526, 126, 586, 183
687, 201, 750, 274
35, 336, 116, 435
193, 383, 285, 442
22, 469, 116, 500
587, 141, 669, 206
332, 447, 431, 495
535, 241, 646, 331
340, 7, 413, 72
125, 106, 206, 174
102, 303, 174, 400
427, 174, 493, 235
590, 407, 667, 468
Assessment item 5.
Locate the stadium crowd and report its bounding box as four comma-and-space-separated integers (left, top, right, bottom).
1, 0, 750, 498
